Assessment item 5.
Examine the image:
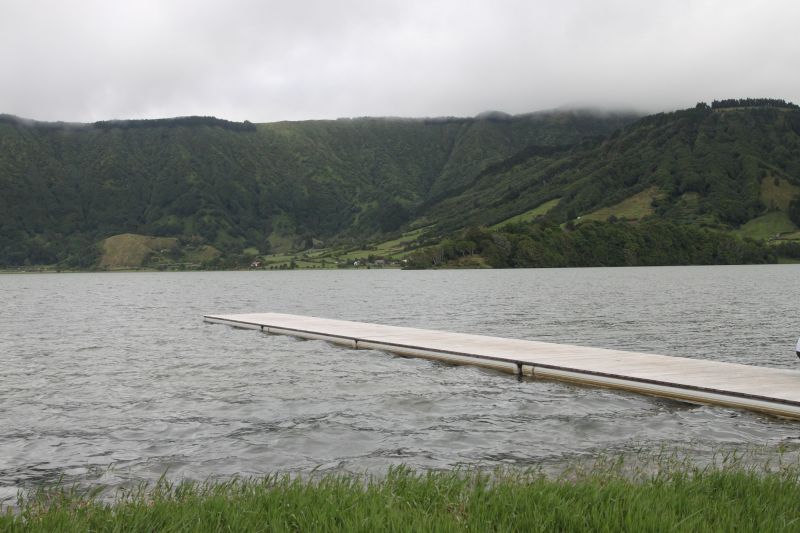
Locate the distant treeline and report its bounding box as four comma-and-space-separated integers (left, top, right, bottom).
407, 221, 776, 268
92, 116, 257, 131
710, 98, 799, 110
0, 114, 256, 131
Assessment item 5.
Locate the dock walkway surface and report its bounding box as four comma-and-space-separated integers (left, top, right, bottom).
204, 313, 800, 419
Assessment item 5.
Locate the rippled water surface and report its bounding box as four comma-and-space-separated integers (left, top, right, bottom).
2, 266, 800, 500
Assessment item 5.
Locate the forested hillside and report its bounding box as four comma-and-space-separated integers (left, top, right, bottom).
402, 101, 800, 268
0, 111, 634, 267
422, 102, 800, 232
2, 101, 799, 270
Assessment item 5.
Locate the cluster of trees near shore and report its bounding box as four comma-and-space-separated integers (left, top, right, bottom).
406, 220, 777, 268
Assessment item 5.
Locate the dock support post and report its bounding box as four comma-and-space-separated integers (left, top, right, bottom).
516, 362, 523, 377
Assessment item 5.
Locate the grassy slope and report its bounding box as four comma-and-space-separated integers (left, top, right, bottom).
490, 198, 561, 228
99, 234, 177, 269
98, 234, 221, 269
733, 177, 800, 240
735, 212, 797, 240
254, 227, 430, 269
581, 186, 664, 222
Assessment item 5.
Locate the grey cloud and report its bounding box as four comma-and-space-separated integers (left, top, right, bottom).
1, 0, 798, 122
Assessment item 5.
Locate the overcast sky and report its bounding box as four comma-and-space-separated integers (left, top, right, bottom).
2, 0, 799, 123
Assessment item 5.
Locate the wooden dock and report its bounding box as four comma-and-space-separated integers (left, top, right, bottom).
204, 313, 800, 419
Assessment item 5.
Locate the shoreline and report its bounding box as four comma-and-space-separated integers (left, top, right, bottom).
4, 460, 800, 530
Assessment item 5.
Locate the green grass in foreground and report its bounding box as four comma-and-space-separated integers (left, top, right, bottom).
4, 461, 800, 532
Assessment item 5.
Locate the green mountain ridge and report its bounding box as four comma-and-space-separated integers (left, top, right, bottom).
2, 101, 799, 270
0, 109, 636, 267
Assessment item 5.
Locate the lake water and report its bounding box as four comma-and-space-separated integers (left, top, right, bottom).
2, 265, 800, 501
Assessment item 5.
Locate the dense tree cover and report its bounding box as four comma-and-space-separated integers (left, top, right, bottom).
711, 98, 798, 110
789, 195, 800, 226
774, 241, 800, 259
2, 102, 799, 269
423, 105, 800, 233
407, 221, 776, 269
0, 111, 635, 267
